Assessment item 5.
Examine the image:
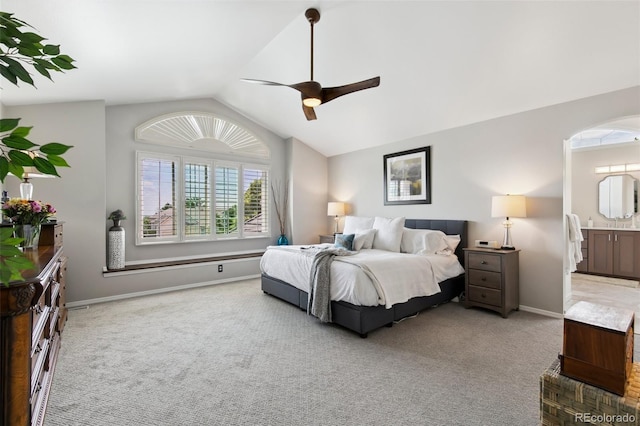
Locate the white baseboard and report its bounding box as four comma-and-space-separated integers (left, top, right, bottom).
518, 305, 563, 319
67, 274, 260, 308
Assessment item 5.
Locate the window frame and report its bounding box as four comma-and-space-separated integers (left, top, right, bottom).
135, 151, 270, 245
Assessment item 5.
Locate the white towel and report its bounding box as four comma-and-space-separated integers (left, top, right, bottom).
567, 214, 584, 272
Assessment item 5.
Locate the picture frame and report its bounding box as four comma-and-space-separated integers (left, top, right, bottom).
383, 146, 431, 205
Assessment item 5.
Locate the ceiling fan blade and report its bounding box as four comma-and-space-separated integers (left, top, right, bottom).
302, 105, 317, 121
321, 77, 381, 104
240, 78, 289, 87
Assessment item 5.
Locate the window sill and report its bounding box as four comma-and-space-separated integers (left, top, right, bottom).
102, 250, 264, 276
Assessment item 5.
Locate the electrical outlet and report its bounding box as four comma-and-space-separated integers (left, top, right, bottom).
218, 264, 223, 273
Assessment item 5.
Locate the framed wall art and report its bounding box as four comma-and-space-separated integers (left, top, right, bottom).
383, 146, 431, 205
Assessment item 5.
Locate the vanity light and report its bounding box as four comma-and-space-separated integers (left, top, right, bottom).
595, 164, 640, 174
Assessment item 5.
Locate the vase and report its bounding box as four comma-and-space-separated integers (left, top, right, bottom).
277, 234, 289, 245
14, 224, 41, 249
107, 221, 125, 270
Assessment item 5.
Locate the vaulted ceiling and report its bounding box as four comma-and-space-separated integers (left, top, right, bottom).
2, 1, 639, 157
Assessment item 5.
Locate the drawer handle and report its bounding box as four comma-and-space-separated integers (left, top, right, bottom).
480, 261, 487, 264
481, 277, 487, 281
35, 343, 42, 353
481, 293, 486, 298
34, 306, 43, 315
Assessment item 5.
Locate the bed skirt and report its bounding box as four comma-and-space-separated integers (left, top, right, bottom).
261, 272, 465, 337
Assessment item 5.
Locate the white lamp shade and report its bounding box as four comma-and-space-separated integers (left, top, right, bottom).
327, 202, 345, 216
491, 195, 527, 218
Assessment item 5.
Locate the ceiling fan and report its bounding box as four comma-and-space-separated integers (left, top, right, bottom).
242, 8, 380, 121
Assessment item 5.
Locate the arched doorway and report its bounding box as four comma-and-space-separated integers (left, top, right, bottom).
563, 115, 640, 314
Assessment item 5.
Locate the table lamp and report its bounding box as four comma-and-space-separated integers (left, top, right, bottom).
491, 194, 526, 250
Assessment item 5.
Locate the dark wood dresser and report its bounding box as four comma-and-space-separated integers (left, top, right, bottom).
0, 223, 67, 426
463, 247, 520, 318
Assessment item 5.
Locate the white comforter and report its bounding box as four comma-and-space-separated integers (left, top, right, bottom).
260, 245, 465, 308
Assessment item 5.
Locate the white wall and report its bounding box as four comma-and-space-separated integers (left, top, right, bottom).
4, 101, 107, 303
328, 87, 640, 315
287, 137, 328, 244
572, 143, 640, 227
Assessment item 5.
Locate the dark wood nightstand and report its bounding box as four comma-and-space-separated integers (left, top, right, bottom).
319, 234, 335, 244
463, 247, 520, 318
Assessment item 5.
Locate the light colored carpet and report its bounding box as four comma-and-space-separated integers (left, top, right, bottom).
46, 279, 564, 426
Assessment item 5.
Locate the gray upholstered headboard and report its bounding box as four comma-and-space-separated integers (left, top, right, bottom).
404, 219, 468, 267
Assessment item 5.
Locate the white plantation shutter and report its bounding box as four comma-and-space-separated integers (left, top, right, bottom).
136, 152, 269, 244
243, 166, 269, 236
137, 152, 179, 243
184, 159, 212, 238
214, 164, 239, 237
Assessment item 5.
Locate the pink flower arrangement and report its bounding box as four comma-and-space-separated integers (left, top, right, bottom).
2, 198, 56, 226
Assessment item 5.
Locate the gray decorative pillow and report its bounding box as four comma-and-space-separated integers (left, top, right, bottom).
334, 233, 355, 251
353, 228, 377, 250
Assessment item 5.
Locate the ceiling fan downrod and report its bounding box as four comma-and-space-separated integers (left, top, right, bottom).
305, 8, 320, 82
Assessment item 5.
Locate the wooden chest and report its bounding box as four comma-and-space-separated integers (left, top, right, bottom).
560, 301, 634, 396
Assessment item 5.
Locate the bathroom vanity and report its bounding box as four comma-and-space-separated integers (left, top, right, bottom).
578, 228, 640, 279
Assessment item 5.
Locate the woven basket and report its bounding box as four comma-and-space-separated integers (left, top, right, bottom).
541, 358, 640, 425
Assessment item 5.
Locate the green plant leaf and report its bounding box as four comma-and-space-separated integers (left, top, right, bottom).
11, 126, 32, 137
39, 142, 73, 155
6, 162, 24, 179
33, 63, 52, 80
0, 228, 14, 240
0, 157, 9, 182
33, 157, 59, 176
51, 55, 75, 70
46, 154, 70, 167
34, 58, 59, 70
0, 65, 17, 84
5, 255, 35, 270
2, 135, 37, 150
0, 118, 20, 132
17, 44, 41, 58
19, 31, 45, 44
0, 245, 23, 257
42, 44, 60, 55
8, 150, 34, 166
6, 60, 34, 86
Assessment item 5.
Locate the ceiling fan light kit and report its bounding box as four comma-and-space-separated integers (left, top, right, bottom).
242, 8, 380, 120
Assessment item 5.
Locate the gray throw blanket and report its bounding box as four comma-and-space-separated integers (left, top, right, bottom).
306, 247, 353, 322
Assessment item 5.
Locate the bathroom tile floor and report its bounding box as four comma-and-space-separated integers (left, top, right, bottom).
569, 273, 640, 333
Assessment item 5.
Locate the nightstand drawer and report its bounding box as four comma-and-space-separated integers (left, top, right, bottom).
468, 269, 502, 289
468, 285, 502, 307
467, 253, 501, 272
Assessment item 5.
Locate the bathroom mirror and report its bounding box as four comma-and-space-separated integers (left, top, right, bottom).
598, 174, 638, 219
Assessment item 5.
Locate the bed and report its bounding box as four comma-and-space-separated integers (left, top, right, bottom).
261, 219, 468, 337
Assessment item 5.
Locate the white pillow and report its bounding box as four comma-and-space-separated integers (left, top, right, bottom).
353, 228, 377, 251
343, 216, 374, 235
400, 228, 448, 254
372, 216, 405, 252
444, 235, 461, 251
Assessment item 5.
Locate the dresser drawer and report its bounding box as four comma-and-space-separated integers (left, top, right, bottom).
30, 335, 49, 396
30, 327, 48, 377
468, 285, 502, 307
468, 269, 502, 290
467, 253, 501, 272
32, 292, 50, 345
